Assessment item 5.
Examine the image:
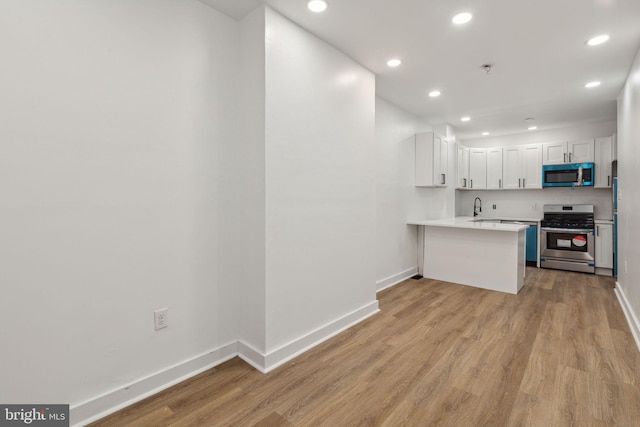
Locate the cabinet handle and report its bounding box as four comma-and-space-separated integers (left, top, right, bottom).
442, 174, 446, 185
597, 225, 600, 237
471, 179, 473, 188
608, 176, 610, 187
518, 178, 521, 188
564, 153, 567, 163
499, 179, 502, 188
463, 178, 467, 188
523, 178, 526, 187
569, 153, 572, 163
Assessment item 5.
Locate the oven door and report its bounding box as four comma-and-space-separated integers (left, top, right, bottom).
540, 227, 595, 261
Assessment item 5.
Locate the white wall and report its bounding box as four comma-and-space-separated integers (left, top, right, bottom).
375, 98, 444, 289
457, 121, 616, 219
457, 188, 613, 220
616, 45, 640, 343
461, 120, 616, 147
263, 8, 378, 355
0, 0, 239, 414
237, 6, 267, 355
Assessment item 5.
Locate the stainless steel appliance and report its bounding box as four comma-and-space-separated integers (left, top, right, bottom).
540, 204, 595, 273
542, 163, 594, 187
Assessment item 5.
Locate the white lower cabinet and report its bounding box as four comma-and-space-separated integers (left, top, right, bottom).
595, 222, 614, 273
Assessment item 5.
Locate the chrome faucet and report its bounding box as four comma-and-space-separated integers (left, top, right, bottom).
473, 197, 482, 217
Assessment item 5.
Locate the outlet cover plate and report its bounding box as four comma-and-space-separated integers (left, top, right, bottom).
154, 308, 168, 330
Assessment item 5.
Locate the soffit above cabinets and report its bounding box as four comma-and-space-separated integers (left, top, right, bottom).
200, 0, 640, 140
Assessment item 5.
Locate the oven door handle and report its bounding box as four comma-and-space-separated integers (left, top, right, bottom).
541, 227, 594, 234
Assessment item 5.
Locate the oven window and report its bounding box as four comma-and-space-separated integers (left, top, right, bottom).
546, 232, 590, 252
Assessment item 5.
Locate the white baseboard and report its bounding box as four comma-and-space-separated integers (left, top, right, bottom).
237, 340, 267, 373
70, 301, 380, 425
259, 300, 380, 373
263, 300, 380, 372
70, 342, 238, 427
614, 282, 640, 352
376, 267, 417, 292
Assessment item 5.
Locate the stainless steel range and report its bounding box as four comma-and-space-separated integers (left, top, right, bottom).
540, 204, 595, 273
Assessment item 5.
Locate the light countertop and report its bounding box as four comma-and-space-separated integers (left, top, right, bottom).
407, 216, 530, 232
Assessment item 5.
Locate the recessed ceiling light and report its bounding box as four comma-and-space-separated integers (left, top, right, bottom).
307, 0, 328, 13
387, 59, 402, 67
428, 90, 441, 98
452, 12, 472, 25
585, 81, 601, 88
528, 126, 538, 131
586, 34, 610, 46
482, 132, 490, 136
461, 116, 471, 122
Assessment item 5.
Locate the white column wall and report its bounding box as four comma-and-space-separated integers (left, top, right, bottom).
0, 0, 239, 407
617, 46, 640, 341
237, 6, 267, 355
263, 8, 378, 353
375, 98, 443, 289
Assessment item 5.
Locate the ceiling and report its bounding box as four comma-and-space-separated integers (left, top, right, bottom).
200, 0, 640, 141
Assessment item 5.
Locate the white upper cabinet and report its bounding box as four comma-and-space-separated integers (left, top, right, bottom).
468, 148, 487, 190
415, 132, 448, 187
457, 145, 470, 189
521, 144, 543, 189
502, 144, 542, 189
594, 136, 613, 188
486, 147, 503, 189
569, 139, 595, 163
502, 146, 522, 189
542, 141, 566, 165
435, 137, 449, 187
542, 139, 595, 165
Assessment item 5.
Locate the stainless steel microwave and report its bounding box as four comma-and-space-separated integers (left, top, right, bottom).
542, 162, 594, 188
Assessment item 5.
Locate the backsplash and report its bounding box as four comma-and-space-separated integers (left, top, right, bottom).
457, 187, 613, 220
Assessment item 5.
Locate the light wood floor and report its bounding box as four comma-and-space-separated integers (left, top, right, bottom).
91, 268, 640, 426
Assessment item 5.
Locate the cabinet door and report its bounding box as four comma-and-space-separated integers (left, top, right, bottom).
521, 144, 542, 189
542, 142, 567, 165
595, 223, 613, 269
437, 138, 448, 187
486, 148, 503, 189
594, 136, 613, 188
457, 146, 469, 188
568, 139, 595, 163
468, 148, 487, 189
502, 146, 522, 189
415, 133, 435, 187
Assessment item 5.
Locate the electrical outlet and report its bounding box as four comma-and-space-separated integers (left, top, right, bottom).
154, 308, 168, 330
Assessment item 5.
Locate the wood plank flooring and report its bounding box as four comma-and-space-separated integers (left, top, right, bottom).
90, 268, 640, 426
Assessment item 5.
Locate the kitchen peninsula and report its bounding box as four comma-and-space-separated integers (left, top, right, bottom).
408, 217, 528, 294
